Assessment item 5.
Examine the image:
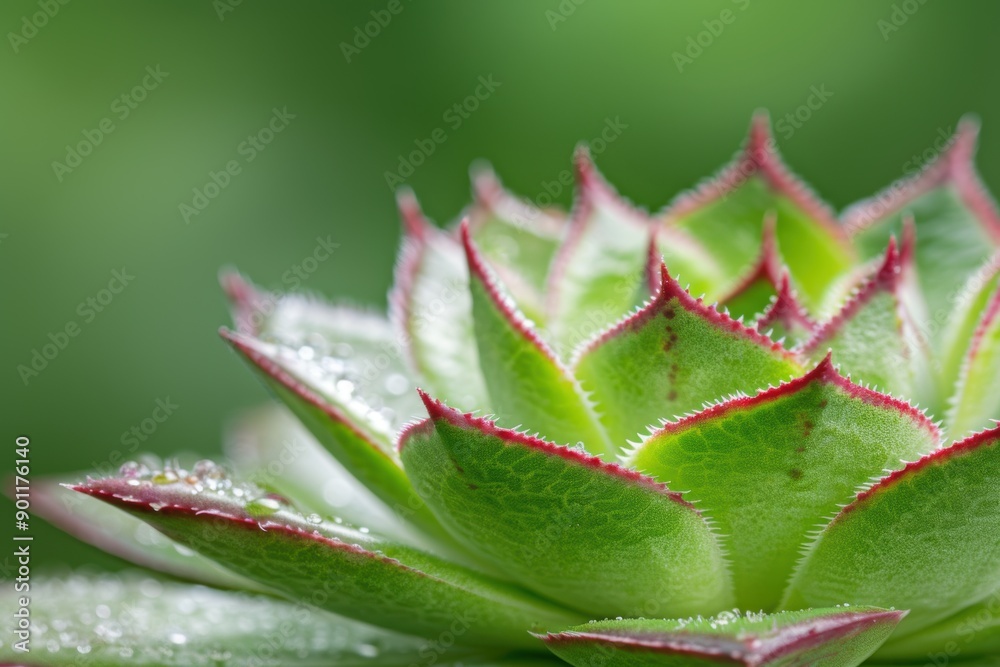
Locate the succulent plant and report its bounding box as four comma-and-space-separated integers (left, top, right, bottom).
7, 114, 1000, 667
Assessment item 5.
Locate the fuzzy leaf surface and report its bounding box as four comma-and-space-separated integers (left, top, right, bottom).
71, 473, 581, 649
547, 149, 652, 354
874, 593, 1000, 661
947, 287, 1000, 440
0, 573, 433, 667
664, 115, 853, 309
783, 426, 1000, 636
400, 395, 734, 620
575, 264, 801, 447
630, 356, 939, 611
390, 191, 490, 411
464, 222, 612, 456
542, 607, 903, 667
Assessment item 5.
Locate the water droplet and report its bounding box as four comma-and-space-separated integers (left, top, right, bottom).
298, 345, 315, 361
357, 643, 378, 658
119, 461, 150, 479
245, 496, 283, 517
152, 470, 178, 485
306, 513, 322, 524
168, 632, 187, 645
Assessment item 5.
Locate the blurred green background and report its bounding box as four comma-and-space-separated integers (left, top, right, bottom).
3, 0, 1000, 569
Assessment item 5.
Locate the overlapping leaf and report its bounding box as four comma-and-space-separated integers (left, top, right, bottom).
542, 607, 904, 667
546, 148, 653, 354
947, 284, 1000, 440
843, 118, 1000, 340
400, 394, 734, 619
462, 221, 613, 457
629, 355, 939, 611
574, 263, 802, 447
783, 426, 1000, 638
662, 113, 854, 309
71, 470, 580, 648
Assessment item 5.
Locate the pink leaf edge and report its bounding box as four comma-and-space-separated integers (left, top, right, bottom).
803, 236, 908, 355
67, 477, 405, 567
720, 212, 784, 303
648, 353, 941, 443
460, 218, 564, 367
219, 269, 268, 336
575, 261, 800, 365
545, 146, 652, 316
661, 111, 848, 246
219, 327, 395, 461
400, 389, 696, 510
842, 117, 1000, 241
839, 424, 1000, 519
966, 279, 1000, 362
756, 273, 816, 338
469, 165, 567, 239
540, 608, 906, 667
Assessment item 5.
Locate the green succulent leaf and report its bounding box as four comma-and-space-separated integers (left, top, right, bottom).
224, 404, 426, 547
400, 393, 734, 620
843, 119, 1000, 341
802, 238, 918, 400
875, 592, 1000, 662
220, 328, 443, 534
0, 573, 434, 667
30, 477, 264, 592
630, 355, 939, 611
652, 226, 729, 305
574, 263, 802, 447
71, 472, 581, 649
938, 252, 1000, 407
221, 273, 425, 423
947, 285, 1000, 441
718, 216, 787, 322
755, 273, 816, 347
782, 425, 1000, 637
663, 113, 854, 309
390, 190, 491, 411
463, 220, 614, 457
469, 166, 567, 321
546, 148, 652, 354
541, 607, 904, 667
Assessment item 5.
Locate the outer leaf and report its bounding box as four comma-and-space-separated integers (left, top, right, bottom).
220, 328, 443, 534
0, 573, 432, 666
755, 273, 815, 347
662, 113, 854, 309
400, 394, 734, 620
30, 476, 264, 592
802, 238, 918, 399
630, 355, 939, 611
947, 286, 1000, 440
462, 221, 613, 457
390, 190, 490, 411
542, 607, 904, 667
843, 118, 1000, 339
224, 404, 424, 547
469, 165, 567, 320
221, 273, 424, 427
783, 426, 1000, 637
874, 592, 1000, 662
547, 147, 653, 354
71, 472, 581, 648
574, 263, 802, 447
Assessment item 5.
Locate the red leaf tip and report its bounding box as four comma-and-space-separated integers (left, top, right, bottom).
396, 187, 431, 240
